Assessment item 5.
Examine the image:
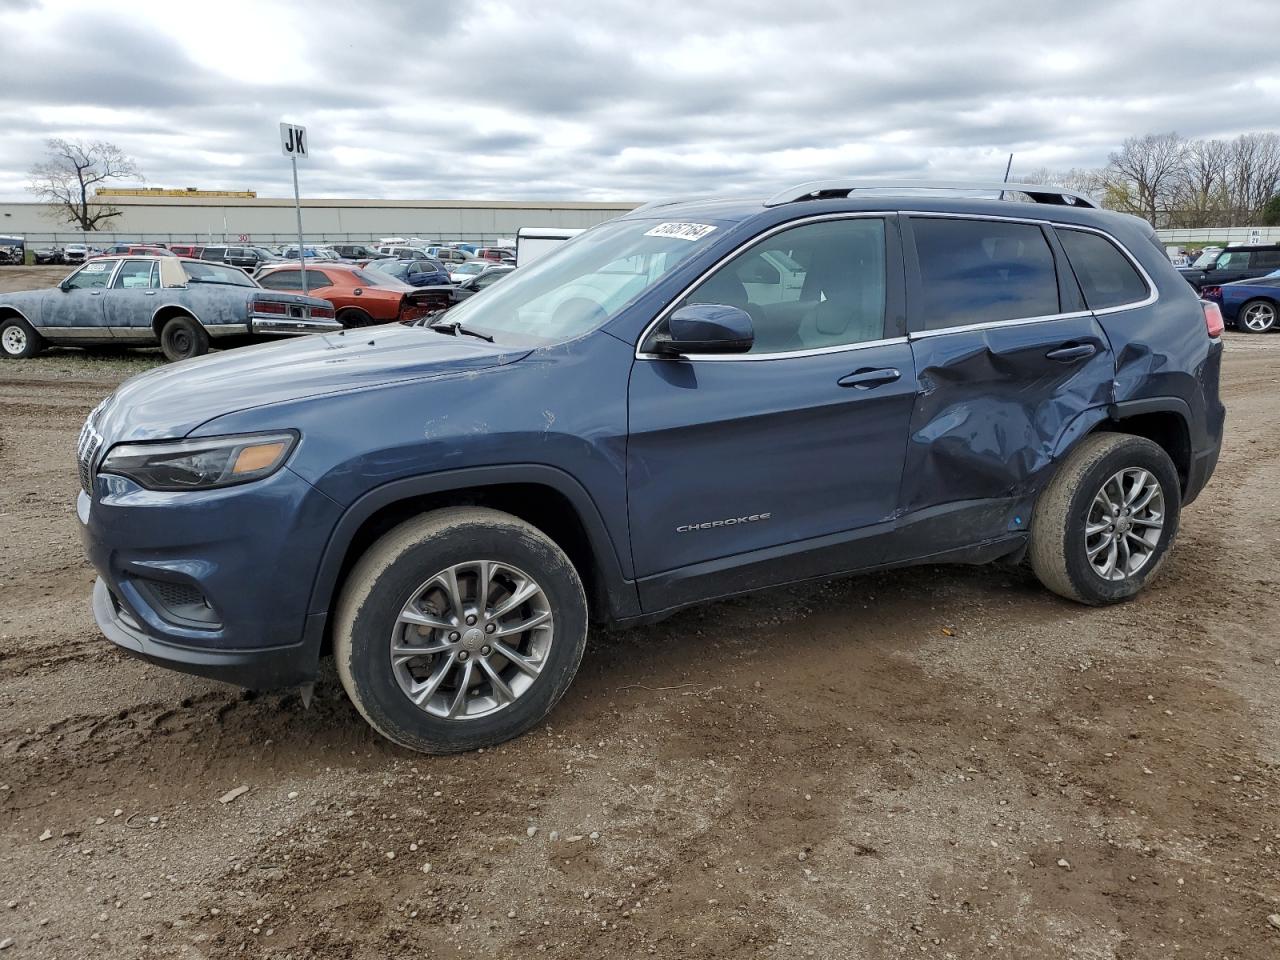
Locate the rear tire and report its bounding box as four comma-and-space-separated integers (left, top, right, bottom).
159, 314, 209, 362
1030, 433, 1180, 605
0, 316, 46, 359
1237, 298, 1277, 333
334, 507, 588, 754
337, 307, 375, 328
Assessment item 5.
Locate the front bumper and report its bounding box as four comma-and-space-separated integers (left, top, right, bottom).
93, 578, 325, 688
79, 464, 343, 689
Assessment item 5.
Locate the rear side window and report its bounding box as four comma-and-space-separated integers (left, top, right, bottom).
912, 218, 1059, 329
1252, 250, 1280, 270
1056, 228, 1149, 310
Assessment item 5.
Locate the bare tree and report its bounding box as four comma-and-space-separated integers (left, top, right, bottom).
1223, 132, 1280, 224
1101, 133, 1187, 224
26, 139, 142, 231
1168, 138, 1230, 228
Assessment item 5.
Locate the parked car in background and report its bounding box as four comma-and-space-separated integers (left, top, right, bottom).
282, 246, 341, 260
0, 235, 26, 265
33, 246, 65, 265
375, 245, 432, 260
95, 244, 176, 259
475, 247, 515, 262
448, 264, 515, 302
365, 258, 453, 287
330, 243, 380, 260
168, 244, 202, 258
0, 256, 337, 362
224, 246, 281, 272
255, 262, 449, 326
427, 245, 474, 266
449, 259, 488, 283
1178, 244, 1280, 291
63, 243, 89, 264
1200, 275, 1280, 332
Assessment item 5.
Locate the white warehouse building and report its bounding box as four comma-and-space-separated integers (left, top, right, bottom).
0, 193, 639, 245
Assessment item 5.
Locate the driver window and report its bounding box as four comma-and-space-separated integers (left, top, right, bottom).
677, 218, 886, 353
64, 262, 115, 290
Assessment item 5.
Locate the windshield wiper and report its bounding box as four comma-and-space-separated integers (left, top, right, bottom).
427, 319, 494, 342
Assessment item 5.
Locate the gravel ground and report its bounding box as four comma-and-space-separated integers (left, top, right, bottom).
0, 263, 1277, 958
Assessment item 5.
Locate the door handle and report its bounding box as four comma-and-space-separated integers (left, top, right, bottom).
837, 367, 901, 389
144, 291, 157, 296
89, 291, 102, 296
1046, 343, 1096, 363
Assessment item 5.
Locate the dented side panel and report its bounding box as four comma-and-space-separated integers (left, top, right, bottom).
901, 316, 1115, 525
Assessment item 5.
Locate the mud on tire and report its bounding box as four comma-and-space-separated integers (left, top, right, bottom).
333, 507, 588, 754
1030, 433, 1181, 605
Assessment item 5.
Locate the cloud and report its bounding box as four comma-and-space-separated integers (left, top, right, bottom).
0, 0, 1276, 202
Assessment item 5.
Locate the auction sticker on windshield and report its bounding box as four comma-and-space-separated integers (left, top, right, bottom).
83, 262, 109, 272
644, 222, 717, 242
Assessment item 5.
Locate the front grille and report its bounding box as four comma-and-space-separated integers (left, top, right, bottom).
76, 403, 106, 495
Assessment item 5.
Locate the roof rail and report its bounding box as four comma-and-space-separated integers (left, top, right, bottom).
625, 196, 709, 217
763, 180, 1097, 209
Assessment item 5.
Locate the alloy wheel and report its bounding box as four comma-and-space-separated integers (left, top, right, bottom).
389, 560, 554, 720
1241, 301, 1276, 332
1084, 467, 1165, 581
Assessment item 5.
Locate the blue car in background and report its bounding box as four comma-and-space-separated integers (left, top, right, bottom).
1200, 275, 1280, 332
366, 257, 453, 287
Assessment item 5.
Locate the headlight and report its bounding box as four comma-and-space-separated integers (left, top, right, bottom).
99, 432, 297, 491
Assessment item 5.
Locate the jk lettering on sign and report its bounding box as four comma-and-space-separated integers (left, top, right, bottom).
280, 123, 308, 159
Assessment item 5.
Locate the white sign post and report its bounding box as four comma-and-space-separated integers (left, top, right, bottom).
280, 122, 309, 294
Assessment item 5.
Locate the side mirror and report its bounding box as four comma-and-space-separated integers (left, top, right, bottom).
653, 304, 753, 356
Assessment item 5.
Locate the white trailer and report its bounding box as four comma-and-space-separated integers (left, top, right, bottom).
516, 227, 584, 266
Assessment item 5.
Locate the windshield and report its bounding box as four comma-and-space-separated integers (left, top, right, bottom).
182, 261, 257, 287
441, 218, 720, 342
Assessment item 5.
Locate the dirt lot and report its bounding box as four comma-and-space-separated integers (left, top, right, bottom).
0, 264, 1277, 958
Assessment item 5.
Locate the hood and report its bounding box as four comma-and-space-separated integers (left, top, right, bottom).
95, 324, 530, 442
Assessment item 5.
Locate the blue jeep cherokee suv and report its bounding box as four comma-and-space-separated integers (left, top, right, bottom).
77, 180, 1225, 754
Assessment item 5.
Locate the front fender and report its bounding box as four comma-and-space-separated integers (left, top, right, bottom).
306, 463, 641, 624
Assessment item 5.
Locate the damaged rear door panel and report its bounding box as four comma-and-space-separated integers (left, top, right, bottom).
892, 214, 1116, 558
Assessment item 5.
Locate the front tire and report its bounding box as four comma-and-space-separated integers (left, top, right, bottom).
334, 507, 588, 754
159, 314, 209, 362
1237, 298, 1277, 333
1030, 433, 1180, 605
0, 316, 46, 359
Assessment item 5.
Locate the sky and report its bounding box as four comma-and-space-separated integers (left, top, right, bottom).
0, 0, 1277, 203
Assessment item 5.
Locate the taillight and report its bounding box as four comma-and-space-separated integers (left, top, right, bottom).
1201, 300, 1224, 338
310, 304, 334, 319
252, 300, 287, 315
1200, 285, 1221, 299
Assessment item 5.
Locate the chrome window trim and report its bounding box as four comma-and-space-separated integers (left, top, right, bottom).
903, 214, 1159, 337
909, 310, 1094, 339
1049, 222, 1158, 314
634, 211, 1162, 360
639, 335, 910, 362
634, 212, 892, 362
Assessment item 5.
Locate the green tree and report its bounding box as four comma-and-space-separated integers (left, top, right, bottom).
1262, 193, 1280, 226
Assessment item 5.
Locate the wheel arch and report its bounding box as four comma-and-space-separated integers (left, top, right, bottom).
309, 466, 640, 634
0, 304, 34, 325
151, 304, 201, 338
1055, 399, 1194, 496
